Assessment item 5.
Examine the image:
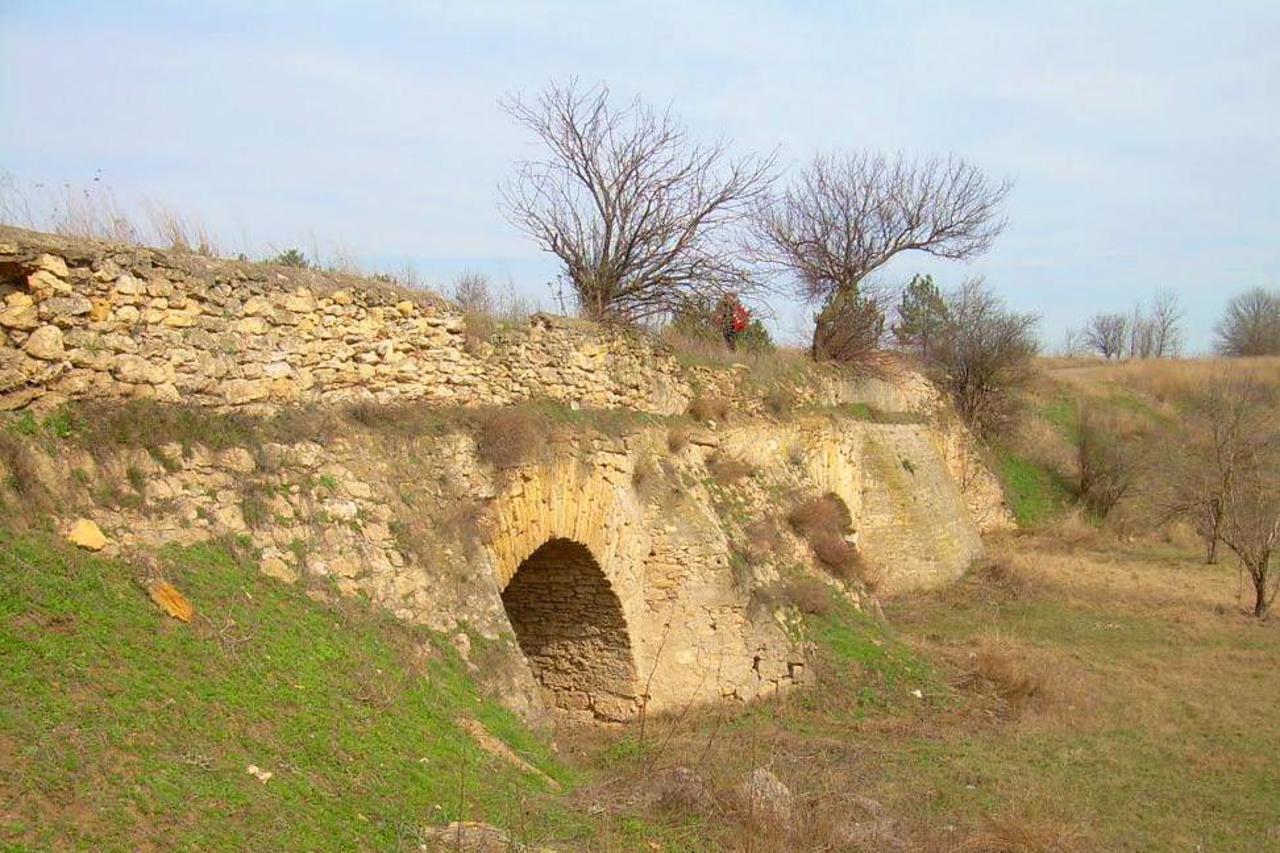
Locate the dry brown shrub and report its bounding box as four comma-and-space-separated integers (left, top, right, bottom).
787, 493, 852, 540
744, 516, 781, 562
666, 424, 691, 453
763, 385, 796, 417
472, 407, 547, 469
972, 556, 1027, 597
708, 452, 754, 485
687, 395, 730, 423
631, 453, 667, 501
1044, 507, 1100, 548
786, 492, 869, 582
782, 576, 834, 616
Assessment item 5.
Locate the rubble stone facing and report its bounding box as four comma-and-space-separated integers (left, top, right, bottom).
0, 227, 690, 415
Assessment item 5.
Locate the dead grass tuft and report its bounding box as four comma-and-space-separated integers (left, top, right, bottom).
666, 424, 691, 453
708, 452, 754, 485
962, 635, 1044, 715
782, 576, 835, 616
472, 407, 547, 469
687, 395, 730, 423
963, 811, 1089, 852
787, 493, 867, 582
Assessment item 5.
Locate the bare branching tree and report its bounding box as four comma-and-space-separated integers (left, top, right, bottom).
754, 154, 1010, 304
1215, 288, 1280, 357
751, 152, 1010, 359
926, 278, 1039, 433
500, 81, 773, 323
1149, 289, 1184, 358
1164, 376, 1280, 616
1083, 312, 1128, 359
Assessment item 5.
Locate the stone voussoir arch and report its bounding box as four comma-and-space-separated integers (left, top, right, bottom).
483, 459, 649, 721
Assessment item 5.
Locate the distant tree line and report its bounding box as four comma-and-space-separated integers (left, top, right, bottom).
1065, 287, 1280, 360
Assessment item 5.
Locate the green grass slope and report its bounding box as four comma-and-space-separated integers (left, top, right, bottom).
0, 531, 576, 851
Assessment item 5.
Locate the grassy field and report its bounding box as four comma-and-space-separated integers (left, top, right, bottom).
564, 533, 1280, 851
3, 525, 1278, 851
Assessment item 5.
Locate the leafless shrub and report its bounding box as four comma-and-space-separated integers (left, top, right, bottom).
687, 395, 730, 423
927, 278, 1038, 434
501, 80, 772, 323
450, 271, 496, 315
472, 408, 547, 469
752, 151, 1009, 358
1084, 312, 1128, 359
1215, 287, 1280, 357
1075, 404, 1151, 519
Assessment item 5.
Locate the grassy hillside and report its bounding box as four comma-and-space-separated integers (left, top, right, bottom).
0, 531, 580, 850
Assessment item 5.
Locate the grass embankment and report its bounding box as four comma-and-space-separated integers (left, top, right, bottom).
0, 531, 577, 850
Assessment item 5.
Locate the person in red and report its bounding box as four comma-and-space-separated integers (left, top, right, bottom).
717, 293, 750, 351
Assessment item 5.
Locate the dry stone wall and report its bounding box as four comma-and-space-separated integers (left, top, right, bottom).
0, 226, 689, 415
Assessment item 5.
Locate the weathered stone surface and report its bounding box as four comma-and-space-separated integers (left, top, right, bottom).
67, 518, 108, 551
733, 767, 794, 827
0, 303, 39, 330
23, 325, 65, 361
260, 556, 299, 584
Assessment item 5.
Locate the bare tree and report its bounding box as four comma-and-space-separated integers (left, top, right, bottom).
1083, 312, 1128, 359
1149, 289, 1184, 357
500, 81, 773, 323
1215, 288, 1280, 357
751, 152, 1010, 359
1165, 376, 1280, 616
927, 278, 1039, 433
450, 271, 495, 315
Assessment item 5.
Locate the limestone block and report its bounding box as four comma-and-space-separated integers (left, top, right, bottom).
223, 378, 271, 404
68, 518, 108, 551
35, 253, 69, 278
23, 325, 65, 361
260, 556, 299, 584
114, 274, 146, 296
0, 303, 39, 330
38, 294, 93, 320
113, 354, 167, 385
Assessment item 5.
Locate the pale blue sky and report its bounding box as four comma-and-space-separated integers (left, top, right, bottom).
2, 1, 1277, 349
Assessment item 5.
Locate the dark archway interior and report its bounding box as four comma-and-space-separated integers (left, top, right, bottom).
501, 538, 639, 722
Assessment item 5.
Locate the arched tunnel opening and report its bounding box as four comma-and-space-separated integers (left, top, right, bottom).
500, 538, 640, 722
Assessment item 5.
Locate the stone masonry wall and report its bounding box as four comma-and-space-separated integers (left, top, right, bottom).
0, 226, 689, 415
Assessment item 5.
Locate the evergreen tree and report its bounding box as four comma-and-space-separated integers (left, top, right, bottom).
893, 274, 949, 358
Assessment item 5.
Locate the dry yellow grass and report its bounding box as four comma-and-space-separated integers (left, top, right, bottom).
560, 531, 1280, 851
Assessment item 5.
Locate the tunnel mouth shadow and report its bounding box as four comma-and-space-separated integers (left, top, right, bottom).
500, 537, 640, 722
